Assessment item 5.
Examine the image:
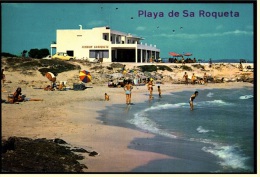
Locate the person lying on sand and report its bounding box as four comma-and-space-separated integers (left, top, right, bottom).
7, 87, 43, 104
44, 85, 54, 91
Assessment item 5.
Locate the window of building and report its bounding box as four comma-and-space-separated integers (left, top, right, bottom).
89, 50, 109, 58
103, 33, 109, 41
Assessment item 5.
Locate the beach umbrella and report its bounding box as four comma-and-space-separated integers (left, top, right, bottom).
79, 70, 91, 83
45, 72, 56, 82
169, 52, 183, 57
184, 52, 192, 56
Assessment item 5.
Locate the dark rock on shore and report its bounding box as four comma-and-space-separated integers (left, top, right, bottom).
1, 137, 93, 172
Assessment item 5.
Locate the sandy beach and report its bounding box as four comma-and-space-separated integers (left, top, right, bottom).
1, 60, 254, 172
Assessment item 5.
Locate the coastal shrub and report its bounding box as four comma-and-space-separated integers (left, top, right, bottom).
4, 57, 80, 76
180, 65, 192, 71
28, 48, 50, 59
1, 52, 17, 57
38, 61, 80, 76
157, 65, 173, 72
91, 65, 103, 70
110, 63, 124, 68
106, 66, 113, 70
138, 65, 157, 72
192, 64, 205, 70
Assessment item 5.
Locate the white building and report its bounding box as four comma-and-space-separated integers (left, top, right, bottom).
50, 26, 160, 63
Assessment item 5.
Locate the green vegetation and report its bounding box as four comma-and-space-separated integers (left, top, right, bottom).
138, 65, 173, 72
138, 65, 158, 72
157, 65, 173, 71
110, 63, 124, 68
28, 48, 50, 59
4, 57, 80, 76
180, 65, 193, 71
192, 64, 205, 70
1, 52, 17, 57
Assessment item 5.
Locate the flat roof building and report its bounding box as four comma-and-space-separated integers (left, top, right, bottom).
50, 26, 160, 63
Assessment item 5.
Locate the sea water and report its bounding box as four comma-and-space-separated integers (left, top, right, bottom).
97, 87, 254, 173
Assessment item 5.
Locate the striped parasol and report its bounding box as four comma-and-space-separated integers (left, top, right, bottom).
45, 72, 56, 82
79, 70, 91, 83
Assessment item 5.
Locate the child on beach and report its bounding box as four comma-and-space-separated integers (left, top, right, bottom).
105, 93, 110, 101
189, 91, 199, 111
158, 86, 162, 98
124, 81, 133, 104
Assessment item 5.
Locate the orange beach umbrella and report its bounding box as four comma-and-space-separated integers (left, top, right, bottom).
45, 72, 56, 82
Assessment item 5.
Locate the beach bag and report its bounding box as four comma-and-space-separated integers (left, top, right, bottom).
73, 83, 86, 91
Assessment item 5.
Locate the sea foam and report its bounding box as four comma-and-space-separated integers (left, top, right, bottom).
196, 126, 214, 133
129, 111, 177, 139
207, 92, 214, 97
239, 95, 253, 100
202, 145, 250, 171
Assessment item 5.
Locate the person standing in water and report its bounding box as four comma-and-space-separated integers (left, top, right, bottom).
189, 91, 199, 111
148, 79, 154, 99
158, 85, 162, 98
124, 80, 133, 104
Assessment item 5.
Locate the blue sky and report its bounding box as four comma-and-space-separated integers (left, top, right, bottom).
2, 2, 254, 61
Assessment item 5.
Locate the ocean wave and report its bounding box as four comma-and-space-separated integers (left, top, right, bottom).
129, 111, 177, 139
144, 103, 188, 112
198, 100, 234, 107
239, 95, 253, 100
207, 92, 214, 98
196, 126, 214, 133
202, 145, 250, 171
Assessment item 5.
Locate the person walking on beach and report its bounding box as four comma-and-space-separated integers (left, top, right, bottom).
189, 91, 199, 111
183, 72, 188, 85
124, 81, 133, 104
158, 85, 162, 98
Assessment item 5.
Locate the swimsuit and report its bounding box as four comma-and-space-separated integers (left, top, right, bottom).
125, 90, 131, 95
